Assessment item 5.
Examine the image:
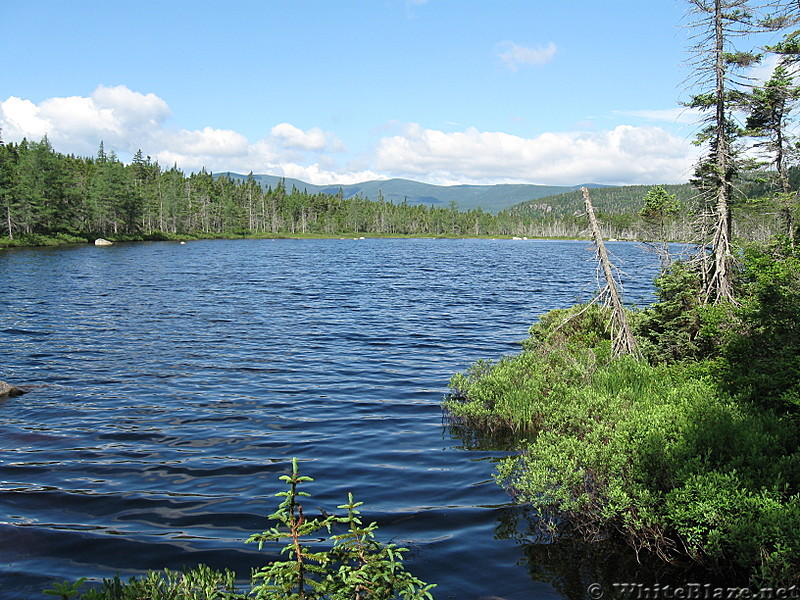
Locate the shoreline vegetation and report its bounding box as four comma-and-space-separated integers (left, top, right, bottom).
445, 234, 800, 586
445, 0, 800, 586
0, 209, 782, 250
0, 230, 595, 249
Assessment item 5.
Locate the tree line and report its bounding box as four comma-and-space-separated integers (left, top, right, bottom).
0, 136, 576, 243
0, 134, 791, 246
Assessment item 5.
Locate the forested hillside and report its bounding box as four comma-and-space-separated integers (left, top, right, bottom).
505, 184, 695, 217
503, 179, 789, 242
0, 135, 790, 246
0, 137, 533, 242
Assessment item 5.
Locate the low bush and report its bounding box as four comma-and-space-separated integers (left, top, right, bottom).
445, 303, 613, 432
490, 356, 800, 583
0, 232, 89, 248
715, 240, 800, 411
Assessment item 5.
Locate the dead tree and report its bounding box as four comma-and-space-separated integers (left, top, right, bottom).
582, 187, 639, 357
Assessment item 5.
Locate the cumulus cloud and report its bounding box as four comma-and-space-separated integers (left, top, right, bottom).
0, 97, 51, 140
497, 41, 557, 71
169, 127, 249, 157
270, 123, 341, 152
0, 86, 348, 181
1, 85, 697, 186
0, 85, 171, 156
92, 85, 171, 130
276, 163, 385, 186
374, 123, 697, 185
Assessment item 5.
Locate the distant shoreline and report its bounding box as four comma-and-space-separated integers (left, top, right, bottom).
1, 231, 610, 250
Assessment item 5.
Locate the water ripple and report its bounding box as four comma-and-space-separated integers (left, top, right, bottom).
0, 238, 660, 599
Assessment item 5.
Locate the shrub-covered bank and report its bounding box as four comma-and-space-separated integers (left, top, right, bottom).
445, 239, 800, 585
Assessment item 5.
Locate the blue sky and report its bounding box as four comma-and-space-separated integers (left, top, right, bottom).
0, 0, 759, 186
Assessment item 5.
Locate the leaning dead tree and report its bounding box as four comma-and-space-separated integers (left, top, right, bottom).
582, 187, 639, 357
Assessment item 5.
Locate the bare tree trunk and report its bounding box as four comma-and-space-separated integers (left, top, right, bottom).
583, 187, 638, 357
705, 0, 735, 303
708, 186, 734, 303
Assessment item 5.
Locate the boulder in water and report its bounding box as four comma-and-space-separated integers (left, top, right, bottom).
0, 380, 25, 397
95, 238, 113, 246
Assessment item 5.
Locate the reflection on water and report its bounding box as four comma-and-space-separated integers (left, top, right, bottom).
493, 503, 749, 600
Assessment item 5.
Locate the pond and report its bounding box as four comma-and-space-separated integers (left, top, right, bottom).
0, 238, 664, 599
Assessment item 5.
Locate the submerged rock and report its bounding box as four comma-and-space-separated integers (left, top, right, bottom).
94, 238, 113, 246
0, 380, 25, 397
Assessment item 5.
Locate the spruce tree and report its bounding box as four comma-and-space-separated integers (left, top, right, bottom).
745, 60, 800, 243
685, 0, 761, 302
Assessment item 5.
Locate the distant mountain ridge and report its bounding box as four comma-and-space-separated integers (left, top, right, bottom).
216, 172, 610, 214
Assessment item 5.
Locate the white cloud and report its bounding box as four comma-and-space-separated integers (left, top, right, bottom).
168, 127, 249, 156
275, 163, 385, 186
0, 97, 50, 140
497, 41, 557, 71
374, 123, 697, 185
92, 85, 171, 130
0, 87, 348, 181
1, 86, 698, 186
0, 85, 171, 156
270, 122, 341, 152
40, 95, 120, 136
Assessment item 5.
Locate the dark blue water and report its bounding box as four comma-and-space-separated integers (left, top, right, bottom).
0, 238, 662, 599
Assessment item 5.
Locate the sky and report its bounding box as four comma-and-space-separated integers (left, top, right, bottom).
0, 0, 772, 187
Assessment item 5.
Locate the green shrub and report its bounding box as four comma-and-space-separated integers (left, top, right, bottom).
633, 261, 736, 364
634, 242, 800, 412
0, 232, 89, 248
445, 303, 613, 432
489, 355, 800, 583
43, 568, 240, 600
449, 283, 800, 583
247, 458, 434, 600
715, 240, 800, 411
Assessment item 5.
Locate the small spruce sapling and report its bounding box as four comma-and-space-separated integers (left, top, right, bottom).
247, 457, 336, 599
247, 458, 434, 600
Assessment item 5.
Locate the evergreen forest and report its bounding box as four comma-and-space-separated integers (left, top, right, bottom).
0, 135, 793, 248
